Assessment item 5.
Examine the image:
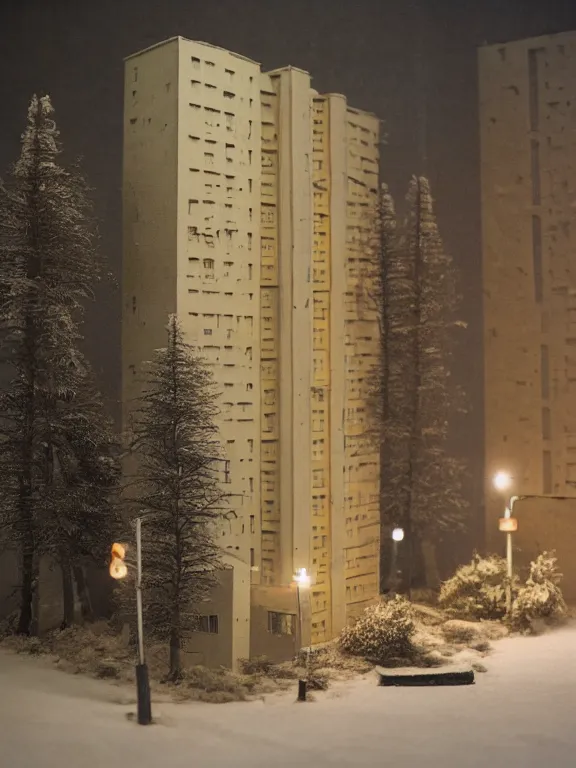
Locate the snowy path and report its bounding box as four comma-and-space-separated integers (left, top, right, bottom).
1, 626, 575, 767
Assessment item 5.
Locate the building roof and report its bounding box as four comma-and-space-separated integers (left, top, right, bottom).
479, 28, 576, 50
265, 65, 311, 77
124, 36, 260, 66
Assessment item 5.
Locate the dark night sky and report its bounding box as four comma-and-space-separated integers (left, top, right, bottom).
1, 0, 576, 538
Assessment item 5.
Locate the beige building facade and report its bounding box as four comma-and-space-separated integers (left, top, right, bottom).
122, 37, 380, 667
480, 31, 576, 550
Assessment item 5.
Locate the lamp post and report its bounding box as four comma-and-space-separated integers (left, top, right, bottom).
389, 527, 404, 595
109, 517, 152, 725
492, 472, 576, 614
492, 471, 514, 614
294, 567, 311, 702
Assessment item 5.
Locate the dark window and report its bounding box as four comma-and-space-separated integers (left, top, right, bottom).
531, 139, 541, 205
532, 215, 543, 302
195, 615, 219, 634
250, 548, 255, 568
528, 48, 540, 131
268, 612, 296, 636
541, 345, 549, 399
543, 451, 552, 494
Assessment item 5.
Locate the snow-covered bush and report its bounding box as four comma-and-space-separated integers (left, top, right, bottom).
439, 553, 513, 620
339, 596, 415, 664
511, 552, 566, 631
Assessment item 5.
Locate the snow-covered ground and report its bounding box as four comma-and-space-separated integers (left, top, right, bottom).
1, 625, 575, 767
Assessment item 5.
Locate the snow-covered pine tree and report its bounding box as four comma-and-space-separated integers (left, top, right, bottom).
127, 315, 225, 680
401, 176, 468, 586
51, 375, 121, 626
0, 94, 117, 633
369, 184, 417, 591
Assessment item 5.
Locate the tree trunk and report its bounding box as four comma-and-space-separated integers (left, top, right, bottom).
73, 565, 94, 623
17, 546, 34, 635
60, 555, 75, 629
17, 367, 37, 636
169, 627, 182, 681
421, 539, 441, 590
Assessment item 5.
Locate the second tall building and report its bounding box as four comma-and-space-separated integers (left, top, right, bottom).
122, 37, 380, 666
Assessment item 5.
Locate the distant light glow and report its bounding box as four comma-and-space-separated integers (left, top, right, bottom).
392, 527, 405, 542
111, 542, 126, 560
493, 471, 512, 493
109, 557, 128, 580
294, 567, 310, 588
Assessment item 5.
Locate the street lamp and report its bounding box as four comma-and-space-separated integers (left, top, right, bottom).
392, 528, 405, 543
109, 518, 152, 726
493, 470, 512, 493
294, 567, 311, 702
493, 471, 515, 613
386, 527, 404, 596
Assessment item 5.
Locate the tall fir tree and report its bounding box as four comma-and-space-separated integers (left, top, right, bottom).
373, 178, 467, 591
370, 184, 417, 591
0, 95, 119, 633
402, 177, 467, 583
127, 315, 225, 680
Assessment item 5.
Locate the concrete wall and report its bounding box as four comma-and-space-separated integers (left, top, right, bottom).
185, 566, 233, 669
122, 37, 382, 662
310, 93, 336, 644
510, 496, 576, 605
342, 107, 381, 623
273, 68, 314, 591
253, 68, 314, 647
480, 32, 576, 550
175, 39, 262, 583
259, 74, 282, 585
250, 584, 300, 662
328, 94, 349, 636
122, 39, 179, 435
123, 37, 260, 670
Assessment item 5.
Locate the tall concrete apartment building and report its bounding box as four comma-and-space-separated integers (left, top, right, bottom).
480, 31, 576, 548
122, 38, 380, 668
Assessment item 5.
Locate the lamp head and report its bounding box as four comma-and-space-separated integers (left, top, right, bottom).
493, 471, 512, 493
392, 527, 405, 542
294, 567, 310, 588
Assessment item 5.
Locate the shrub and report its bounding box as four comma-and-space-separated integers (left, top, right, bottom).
339, 596, 415, 664
438, 553, 513, 620
239, 656, 273, 676
182, 666, 250, 701
441, 619, 482, 645
307, 670, 330, 691
511, 552, 566, 631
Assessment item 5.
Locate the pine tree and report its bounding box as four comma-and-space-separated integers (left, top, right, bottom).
370, 184, 416, 591
0, 94, 118, 633
402, 177, 468, 586
127, 315, 225, 680
51, 376, 121, 626
372, 178, 467, 591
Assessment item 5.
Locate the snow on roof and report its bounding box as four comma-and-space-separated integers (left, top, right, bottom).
124, 36, 260, 66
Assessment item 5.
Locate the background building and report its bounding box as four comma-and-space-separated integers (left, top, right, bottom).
480, 31, 576, 550
122, 37, 380, 667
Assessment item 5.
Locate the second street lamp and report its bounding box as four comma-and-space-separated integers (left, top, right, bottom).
294, 567, 311, 702
109, 518, 152, 726
388, 528, 404, 595
492, 471, 516, 614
